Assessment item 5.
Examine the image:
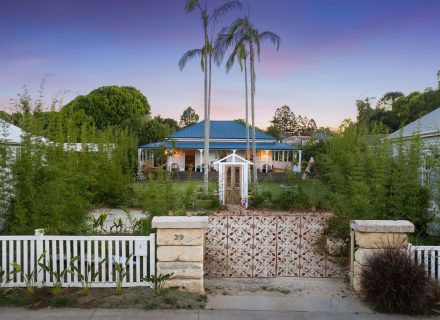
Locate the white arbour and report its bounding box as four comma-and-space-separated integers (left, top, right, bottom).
213, 151, 252, 208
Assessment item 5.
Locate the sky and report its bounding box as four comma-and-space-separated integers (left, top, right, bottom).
0, 0, 439, 129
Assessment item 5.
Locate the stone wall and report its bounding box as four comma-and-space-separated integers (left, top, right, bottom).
350, 220, 414, 293
152, 216, 208, 294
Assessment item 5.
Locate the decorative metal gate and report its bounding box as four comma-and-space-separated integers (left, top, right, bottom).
204, 214, 347, 278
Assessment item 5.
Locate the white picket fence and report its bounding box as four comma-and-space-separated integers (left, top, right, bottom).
410, 245, 440, 281
0, 234, 155, 288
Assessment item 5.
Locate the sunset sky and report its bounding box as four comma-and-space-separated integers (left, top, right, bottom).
0, 0, 439, 129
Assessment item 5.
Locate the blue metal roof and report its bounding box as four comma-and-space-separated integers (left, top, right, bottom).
172, 121, 275, 140
139, 141, 297, 151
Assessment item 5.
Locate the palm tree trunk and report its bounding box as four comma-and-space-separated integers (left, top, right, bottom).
244, 56, 250, 163
249, 41, 258, 193
203, 33, 209, 194
204, 52, 212, 194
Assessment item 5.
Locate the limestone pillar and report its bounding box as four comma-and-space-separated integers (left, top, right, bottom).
350, 220, 414, 293
152, 216, 208, 294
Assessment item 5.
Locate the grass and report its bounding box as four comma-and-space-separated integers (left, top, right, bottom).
130, 176, 331, 211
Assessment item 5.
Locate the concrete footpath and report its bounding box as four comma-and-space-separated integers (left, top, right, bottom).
0, 307, 431, 319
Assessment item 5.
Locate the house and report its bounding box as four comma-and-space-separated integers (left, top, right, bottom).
138, 120, 302, 173
282, 131, 329, 147
389, 106, 440, 187
389, 107, 440, 235
0, 119, 24, 154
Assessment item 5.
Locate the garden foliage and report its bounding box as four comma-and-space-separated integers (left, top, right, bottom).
320, 122, 432, 239
361, 247, 440, 314
0, 108, 137, 235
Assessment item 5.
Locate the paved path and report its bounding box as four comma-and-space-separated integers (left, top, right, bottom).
0, 307, 430, 319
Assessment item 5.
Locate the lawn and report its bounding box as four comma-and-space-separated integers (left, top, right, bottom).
129, 177, 330, 213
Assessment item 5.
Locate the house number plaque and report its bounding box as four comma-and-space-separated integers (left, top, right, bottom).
174, 234, 184, 240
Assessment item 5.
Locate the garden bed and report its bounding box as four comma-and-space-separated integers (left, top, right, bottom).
0, 287, 207, 310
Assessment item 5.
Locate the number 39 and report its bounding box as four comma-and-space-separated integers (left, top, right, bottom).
174, 234, 184, 240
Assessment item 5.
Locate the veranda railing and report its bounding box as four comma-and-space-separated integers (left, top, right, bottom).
0, 234, 155, 288
410, 245, 440, 281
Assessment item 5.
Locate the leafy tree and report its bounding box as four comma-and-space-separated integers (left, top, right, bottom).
356, 84, 440, 133
266, 125, 282, 141
160, 117, 179, 132
138, 116, 175, 145
219, 15, 280, 189
179, 0, 242, 193
179, 107, 200, 127
270, 105, 317, 137
63, 86, 150, 129
271, 105, 295, 134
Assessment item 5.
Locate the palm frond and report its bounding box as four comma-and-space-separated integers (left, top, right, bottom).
178, 48, 203, 71
253, 29, 261, 62
259, 31, 281, 50
225, 53, 236, 73
212, 1, 243, 22
184, 0, 200, 12
226, 42, 247, 72
213, 27, 229, 65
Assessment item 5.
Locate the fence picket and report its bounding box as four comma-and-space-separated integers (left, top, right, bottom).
29, 240, 35, 284
411, 245, 440, 281
129, 240, 134, 282
59, 240, 65, 277
23, 240, 28, 284
16, 240, 22, 283
108, 240, 113, 282
1, 240, 6, 282
9, 240, 14, 282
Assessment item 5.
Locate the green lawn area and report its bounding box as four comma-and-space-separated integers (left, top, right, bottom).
130, 178, 330, 212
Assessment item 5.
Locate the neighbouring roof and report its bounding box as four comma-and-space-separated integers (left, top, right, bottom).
389, 107, 440, 139
139, 141, 297, 151
0, 119, 25, 145
172, 120, 275, 140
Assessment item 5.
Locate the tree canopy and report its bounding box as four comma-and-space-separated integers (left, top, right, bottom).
179, 107, 199, 127
356, 86, 440, 133
62, 86, 150, 129
138, 116, 176, 145
270, 105, 317, 137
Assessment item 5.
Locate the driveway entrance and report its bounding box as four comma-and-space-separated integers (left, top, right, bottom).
204, 211, 347, 278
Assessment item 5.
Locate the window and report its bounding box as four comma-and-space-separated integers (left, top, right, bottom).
272, 151, 294, 162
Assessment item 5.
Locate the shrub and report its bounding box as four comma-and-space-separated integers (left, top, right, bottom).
361, 248, 439, 314
320, 123, 433, 240
250, 194, 265, 208
324, 213, 350, 240
274, 186, 311, 210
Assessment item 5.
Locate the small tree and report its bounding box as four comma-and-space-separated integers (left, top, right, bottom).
179, 107, 199, 128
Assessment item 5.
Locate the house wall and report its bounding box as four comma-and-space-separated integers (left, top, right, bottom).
167, 149, 299, 172
169, 150, 185, 171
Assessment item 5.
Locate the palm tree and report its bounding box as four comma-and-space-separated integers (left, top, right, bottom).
219, 16, 280, 191
221, 42, 250, 161
179, 0, 242, 193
